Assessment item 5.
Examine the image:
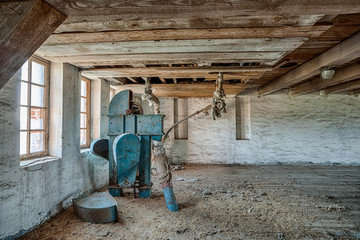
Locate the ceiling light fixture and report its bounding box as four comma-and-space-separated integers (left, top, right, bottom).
320, 66, 336, 80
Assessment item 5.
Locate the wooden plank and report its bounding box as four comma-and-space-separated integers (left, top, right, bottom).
44, 26, 330, 45
45, 0, 360, 23
159, 77, 167, 84
322, 79, 360, 95
292, 63, 360, 94
82, 66, 271, 79
36, 38, 307, 57
38, 52, 284, 65
54, 15, 324, 33
0, 0, 66, 89
115, 83, 246, 98
259, 32, 360, 95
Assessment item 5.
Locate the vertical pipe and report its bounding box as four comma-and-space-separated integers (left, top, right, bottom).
162, 183, 179, 212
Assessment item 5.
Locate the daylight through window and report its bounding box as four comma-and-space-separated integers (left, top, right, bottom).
80, 78, 90, 147
19, 57, 49, 158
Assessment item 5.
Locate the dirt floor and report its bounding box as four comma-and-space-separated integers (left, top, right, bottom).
20, 164, 360, 240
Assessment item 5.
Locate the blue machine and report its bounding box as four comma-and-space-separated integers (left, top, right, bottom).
107, 90, 164, 198
91, 90, 178, 212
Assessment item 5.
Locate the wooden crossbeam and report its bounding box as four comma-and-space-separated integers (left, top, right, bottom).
292, 63, 360, 94
159, 77, 167, 84
36, 38, 306, 57
115, 83, 246, 98
39, 52, 284, 66
54, 15, 324, 33
53, 1, 360, 24
82, 66, 271, 80
0, 0, 66, 89
322, 79, 360, 95
44, 26, 330, 45
259, 32, 360, 95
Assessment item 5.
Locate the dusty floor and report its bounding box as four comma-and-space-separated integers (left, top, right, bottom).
20, 164, 360, 240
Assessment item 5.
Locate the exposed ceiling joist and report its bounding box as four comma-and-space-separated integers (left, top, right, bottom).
0, 0, 66, 89
44, 26, 330, 45
41, 52, 284, 66
47, 0, 360, 24
115, 83, 245, 98
259, 32, 360, 95
54, 15, 324, 33
292, 62, 360, 94
82, 66, 271, 80
322, 79, 360, 95
126, 77, 141, 84
36, 38, 306, 57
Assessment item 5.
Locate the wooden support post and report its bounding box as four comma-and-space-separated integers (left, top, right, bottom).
0, 0, 66, 89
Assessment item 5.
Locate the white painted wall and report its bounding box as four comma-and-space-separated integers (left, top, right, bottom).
186, 95, 360, 165
0, 65, 109, 239
129, 92, 360, 165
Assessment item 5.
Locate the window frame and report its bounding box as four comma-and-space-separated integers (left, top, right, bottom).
20, 56, 50, 160
80, 78, 91, 148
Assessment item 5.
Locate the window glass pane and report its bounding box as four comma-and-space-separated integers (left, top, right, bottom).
20, 82, 28, 105
30, 108, 45, 130
21, 61, 28, 81
80, 129, 86, 145
31, 62, 45, 85
81, 98, 86, 112
81, 80, 87, 97
30, 131, 44, 153
31, 85, 44, 107
20, 107, 28, 130
80, 113, 87, 128
20, 132, 27, 155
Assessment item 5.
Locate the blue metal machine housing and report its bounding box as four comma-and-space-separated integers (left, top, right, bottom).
107, 90, 164, 198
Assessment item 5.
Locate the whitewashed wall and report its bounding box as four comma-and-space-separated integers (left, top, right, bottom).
0, 65, 109, 240
135, 94, 360, 165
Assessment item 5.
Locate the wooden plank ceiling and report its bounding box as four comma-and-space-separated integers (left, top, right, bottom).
34, 0, 360, 97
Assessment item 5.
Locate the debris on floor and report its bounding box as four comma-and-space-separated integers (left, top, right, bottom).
20, 164, 360, 240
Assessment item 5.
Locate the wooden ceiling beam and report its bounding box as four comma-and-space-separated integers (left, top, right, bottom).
259, 32, 360, 95
82, 66, 271, 79
40, 52, 283, 65
115, 83, 246, 98
47, 0, 360, 23
44, 26, 330, 45
54, 15, 324, 33
292, 62, 360, 94
36, 38, 306, 57
0, 0, 66, 89
322, 79, 360, 95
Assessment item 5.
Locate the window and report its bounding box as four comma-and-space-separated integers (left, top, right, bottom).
19, 57, 49, 159
80, 78, 90, 147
